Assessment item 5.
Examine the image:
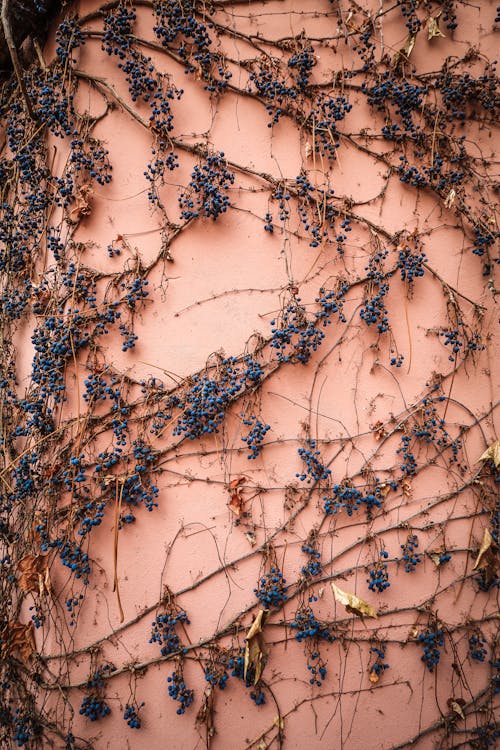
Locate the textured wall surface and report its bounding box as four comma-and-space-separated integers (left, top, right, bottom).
0, 1, 499, 749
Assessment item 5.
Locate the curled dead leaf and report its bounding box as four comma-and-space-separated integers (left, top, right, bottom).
17, 554, 50, 595
331, 582, 377, 620
273, 715, 284, 731
244, 609, 269, 684
472, 528, 494, 571
2, 621, 36, 662
478, 440, 500, 470
245, 531, 256, 546
444, 189, 456, 209
427, 17, 445, 40
369, 668, 379, 684
448, 698, 465, 720
228, 476, 246, 517
393, 33, 416, 68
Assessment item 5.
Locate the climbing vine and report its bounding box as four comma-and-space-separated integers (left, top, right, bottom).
0, 0, 499, 748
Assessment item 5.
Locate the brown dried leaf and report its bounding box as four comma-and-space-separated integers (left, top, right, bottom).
478, 440, 500, 469
427, 17, 445, 40
228, 477, 246, 517
229, 477, 245, 491
369, 668, 379, 684
244, 609, 269, 684
331, 583, 378, 620
472, 528, 494, 571
17, 554, 50, 595
371, 420, 387, 442
4, 621, 36, 662
402, 480, 412, 497
229, 491, 244, 517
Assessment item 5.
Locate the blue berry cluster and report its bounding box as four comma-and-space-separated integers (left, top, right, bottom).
168, 356, 264, 440
123, 703, 144, 729
153, 1, 231, 92
149, 609, 189, 657
301, 539, 323, 578
179, 152, 234, 221
324, 483, 383, 517
241, 415, 271, 459
287, 45, 316, 91
469, 632, 488, 662
79, 696, 111, 722
397, 243, 426, 285
296, 441, 331, 483
12, 712, 33, 747
400, 533, 422, 573
359, 250, 392, 334
305, 92, 352, 160
254, 567, 288, 608
369, 645, 390, 680
270, 300, 326, 364
249, 61, 298, 126
367, 550, 391, 593
290, 607, 335, 643
167, 669, 194, 715
418, 627, 444, 672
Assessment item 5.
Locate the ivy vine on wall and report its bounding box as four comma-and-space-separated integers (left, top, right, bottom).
0, 1, 499, 748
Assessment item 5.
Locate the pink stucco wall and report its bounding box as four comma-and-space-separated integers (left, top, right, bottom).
1, 1, 499, 749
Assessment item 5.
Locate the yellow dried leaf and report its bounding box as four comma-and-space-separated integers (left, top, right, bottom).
472, 528, 494, 571
478, 440, 500, 469
404, 33, 417, 57
245, 531, 256, 546
369, 668, 379, 684
392, 33, 416, 69
244, 609, 269, 684
331, 583, 377, 620
450, 701, 465, 720
427, 17, 445, 40
273, 715, 284, 731
430, 553, 441, 567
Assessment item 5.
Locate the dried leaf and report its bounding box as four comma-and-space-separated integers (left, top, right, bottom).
245, 531, 256, 546
402, 480, 412, 497
229, 492, 244, 517
258, 742, 267, 750
305, 142, 313, 159
430, 553, 441, 567
379, 483, 391, 499
449, 700, 465, 720
393, 33, 417, 68
331, 582, 377, 620
444, 189, 456, 209
244, 609, 269, 684
228, 477, 246, 517
3, 621, 36, 662
472, 528, 494, 571
427, 17, 445, 40
369, 668, 379, 684
273, 715, 284, 731
229, 477, 245, 491
371, 421, 387, 441
478, 440, 500, 469
17, 554, 50, 595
